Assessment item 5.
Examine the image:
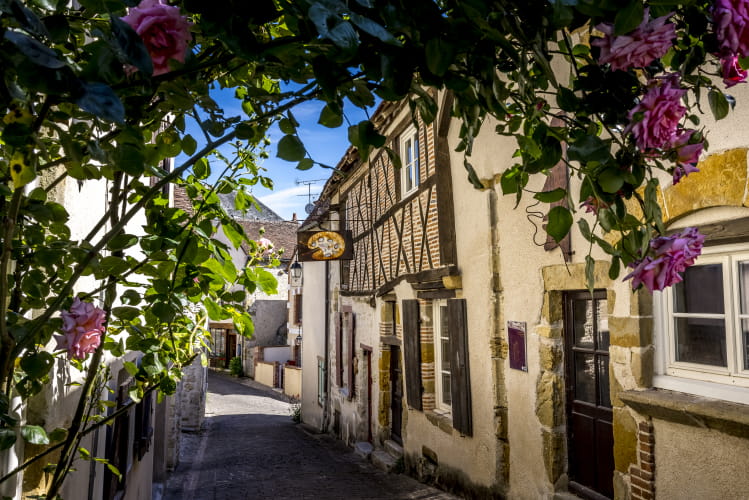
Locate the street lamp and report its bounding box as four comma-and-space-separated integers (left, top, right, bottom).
290, 262, 303, 286
295, 334, 302, 346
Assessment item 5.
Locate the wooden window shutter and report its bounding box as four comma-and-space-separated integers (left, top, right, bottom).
336, 312, 343, 387
402, 299, 422, 411
448, 298, 472, 436
347, 312, 356, 398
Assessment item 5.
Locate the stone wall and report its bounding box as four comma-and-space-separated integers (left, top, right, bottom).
180, 356, 207, 432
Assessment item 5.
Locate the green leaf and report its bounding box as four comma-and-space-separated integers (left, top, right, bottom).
110, 16, 153, 75
567, 135, 611, 164
255, 268, 278, 294
20, 352, 53, 378
205, 297, 231, 321
233, 312, 255, 338
181, 135, 197, 156
278, 118, 296, 134
608, 256, 621, 280
48, 428, 67, 442
276, 135, 306, 162
193, 158, 210, 179
708, 90, 730, 120
318, 103, 343, 128
123, 361, 138, 376
585, 255, 596, 293
112, 305, 140, 321
546, 206, 573, 243
350, 13, 399, 45
75, 82, 125, 124
614, 0, 644, 36
21, 425, 49, 445
578, 218, 593, 242
598, 168, 625, 193
0, 429, 15, 451
557, 87, 579, 112
534, 188, 566, 203
107, 233, 138, 251
518, 136, 542, 160
425, 38, 455, 76
297, 158, 314, 170
327, 21, 359, 50
222, 222, 245, 249
4, 31, 64, 68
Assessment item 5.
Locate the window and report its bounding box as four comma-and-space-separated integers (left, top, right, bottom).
293, 294, 303, 325
656, 244, 749, 403
400, 126, 420, 197
433, 300, 452, 411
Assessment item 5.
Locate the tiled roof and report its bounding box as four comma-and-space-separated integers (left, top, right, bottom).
238, 220, 299, 260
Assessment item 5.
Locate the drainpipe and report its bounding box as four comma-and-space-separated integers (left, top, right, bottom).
321, 260, 330, 432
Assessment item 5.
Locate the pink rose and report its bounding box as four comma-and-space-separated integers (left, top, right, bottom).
669, 129, 702, 184
714, 0, 749, 58
720, 54, 748, 87
121, 0, 192, 76
624, 74, 686, 151
258, 237, 273, 249
55, 298, 106, 360
592, 10, 675, 71
625, 227, 705, 292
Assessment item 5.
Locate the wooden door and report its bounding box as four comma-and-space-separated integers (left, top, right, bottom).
364, 348, 373, 442
564, 291, 614, 500
390, 345, 403, 445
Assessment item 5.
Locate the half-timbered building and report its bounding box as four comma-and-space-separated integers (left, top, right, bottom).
301, 84, 749, 500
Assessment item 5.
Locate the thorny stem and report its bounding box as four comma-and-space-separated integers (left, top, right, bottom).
0, 190, 23, 393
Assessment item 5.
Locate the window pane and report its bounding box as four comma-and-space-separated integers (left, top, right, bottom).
442, 374, 451, 405
675, 317, 727, 366
441, 339, 450, 371
573, 299, 595, 349
674, 264, 724, 314
574, 353, 596, 404
597, 356, 611, 408
413, 138, 420, 184
596, 299, 609, 350
406, 138, 412, 164
739, 262, 749, 314
742, 319, 749, 370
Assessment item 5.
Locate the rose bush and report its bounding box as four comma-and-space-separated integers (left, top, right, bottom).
55, 299, 106, 360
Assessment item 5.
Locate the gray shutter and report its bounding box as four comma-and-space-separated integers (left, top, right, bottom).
336, 312, 342, 387
348, 312, 356, 398
448, 298, 472, 436
402, 299, 422, 410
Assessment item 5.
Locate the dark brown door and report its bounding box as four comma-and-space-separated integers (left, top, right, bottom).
225, 332, 236, 368
564, 291, 614, 500
390, 345, 403, 445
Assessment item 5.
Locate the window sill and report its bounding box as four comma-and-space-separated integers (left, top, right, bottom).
425, 409, 453, 434
620, 388, 749, 440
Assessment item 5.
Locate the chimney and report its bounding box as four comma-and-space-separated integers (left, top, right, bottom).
292, 212, 298, 222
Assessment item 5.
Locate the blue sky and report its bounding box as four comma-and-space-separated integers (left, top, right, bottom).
181, 87, 373, 221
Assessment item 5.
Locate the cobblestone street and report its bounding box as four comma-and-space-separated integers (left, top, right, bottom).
164, 371, 458, 500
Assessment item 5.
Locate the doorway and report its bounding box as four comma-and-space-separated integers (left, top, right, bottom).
389, 345, 403, 445
564, 291, 614, 499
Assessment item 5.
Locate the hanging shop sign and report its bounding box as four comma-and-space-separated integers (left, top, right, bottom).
297, 230, 354, 261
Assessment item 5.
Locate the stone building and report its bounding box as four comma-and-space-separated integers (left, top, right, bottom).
299, 86, 749, 499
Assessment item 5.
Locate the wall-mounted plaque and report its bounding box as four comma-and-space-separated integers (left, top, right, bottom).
508, 321, 527, 372
297, 230, 354, 261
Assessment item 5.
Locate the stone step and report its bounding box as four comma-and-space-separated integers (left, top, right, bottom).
354, 441, 373, 459
384, 439, 403, 459
371, 449, 399, 472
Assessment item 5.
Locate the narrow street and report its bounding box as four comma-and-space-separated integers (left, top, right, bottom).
164, 371, 458, 500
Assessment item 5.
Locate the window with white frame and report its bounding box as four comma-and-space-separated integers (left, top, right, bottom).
656, 244, 749, 400
433, 300, 452, 411
400, 126, 420, 197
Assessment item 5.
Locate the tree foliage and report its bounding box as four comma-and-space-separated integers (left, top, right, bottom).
0, 0, 741, 495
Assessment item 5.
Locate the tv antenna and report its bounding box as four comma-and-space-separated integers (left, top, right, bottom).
296, 179, 325, 214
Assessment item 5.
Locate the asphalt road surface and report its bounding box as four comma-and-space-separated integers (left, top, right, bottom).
164, 370, 458, 500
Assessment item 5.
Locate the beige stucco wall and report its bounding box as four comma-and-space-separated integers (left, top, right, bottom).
300, 261, 327, 431
284, 366, 302, 399
255, 361, 276, 388
653, 419, 749, 500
